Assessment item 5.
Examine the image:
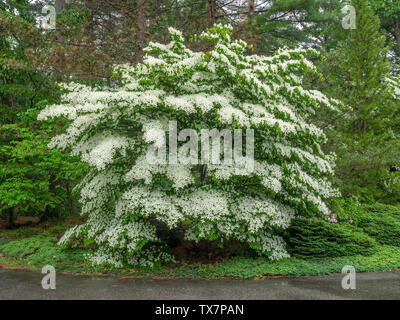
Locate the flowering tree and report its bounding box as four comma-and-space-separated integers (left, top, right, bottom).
38, 24, 339, 267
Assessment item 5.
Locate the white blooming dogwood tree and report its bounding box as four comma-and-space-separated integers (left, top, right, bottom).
38, 24, 340, 268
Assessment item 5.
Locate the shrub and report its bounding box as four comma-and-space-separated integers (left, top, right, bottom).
359, 203, 400, 216
0, 113, 87, 227
38, 24, 340, 267
286, 218, 377, 258
355, 204, 400, 246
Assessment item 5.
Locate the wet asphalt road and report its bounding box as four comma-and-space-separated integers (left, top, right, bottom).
0, 267, 399, 300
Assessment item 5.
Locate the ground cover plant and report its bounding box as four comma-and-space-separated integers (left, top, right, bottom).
1, 220, 400, 279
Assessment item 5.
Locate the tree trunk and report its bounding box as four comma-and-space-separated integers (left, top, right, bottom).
175, 0, 181, 23
248, 0, 255, 20
136, 0, 147, 63
55, 0, 66, 13
394, 16, 400, 54
41, 203, 59, 223
5, 208, 15, 229
200, 164, 207, 184
40, 175, 57, 223
208, 0, 217, 27
65, 180, 76, 216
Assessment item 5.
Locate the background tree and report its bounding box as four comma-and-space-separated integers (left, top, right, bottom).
308, 0, 400, 202
0, 1, 87, 227
247, 0, 343, 54
2, 0, 400, 230
0, 110, 87, 227
368, 0, 400, 72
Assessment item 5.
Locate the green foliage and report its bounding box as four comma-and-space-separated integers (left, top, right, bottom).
208, 245, 400, 278
308, 0, 400, 203
1, 222, 399, 278
360, 202, 400, 216
0, 3, 58, 123
0, 1, 88, 226
285, 218, 377, 258
0, 233, 86, 272
254, 0, 343, 53
0, 0, 400, 274
328, 200, 400, 246
0, 113, 88, 221
2, 235, 399, 278
354, 204, 400, 246
368, 0, 400, 70
329, 197, 361, 223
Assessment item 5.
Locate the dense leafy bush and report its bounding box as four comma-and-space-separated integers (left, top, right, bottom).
286, 218, 377, 258
359, 203, 400, 217
325, 200, 400, 247
355, 204, 400, 246
38, 24, 340, 267
0, 110, 87, 227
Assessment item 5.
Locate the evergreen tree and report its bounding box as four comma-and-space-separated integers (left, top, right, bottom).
368, 0, 400, 72
313, 0, 400, 202
0, 2, 86, 226
253, 0, 344, 54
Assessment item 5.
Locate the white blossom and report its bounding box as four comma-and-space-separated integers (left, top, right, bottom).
40, 24, 339, 267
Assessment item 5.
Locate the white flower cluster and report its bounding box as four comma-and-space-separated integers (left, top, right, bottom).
386, 76, 400, 100
78, 134, 133, 170
41, 24, 339, 267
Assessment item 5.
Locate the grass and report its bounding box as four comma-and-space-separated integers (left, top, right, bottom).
1, 221, 400, 279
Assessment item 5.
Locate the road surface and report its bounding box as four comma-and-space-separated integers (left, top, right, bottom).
0, 267, 399, 300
